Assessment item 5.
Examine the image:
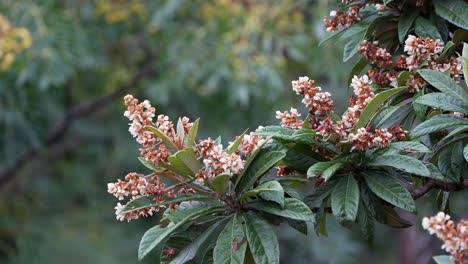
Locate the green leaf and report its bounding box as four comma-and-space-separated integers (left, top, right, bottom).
347, 58, 368, 85
357, 197, 374, 242
374, 105, 411, 129
186, 118, 199, 147
417, 69, 468, 105
243, 212, 279, 264
211, 172, 231, 194
389, 141, 431, 153
375, 205, 413, 228
236, 150, 286, 194
425, 163, 454, 182
322, 162, 344, 181
368, 154, 430, 176
227, 129, 248, 154
138, 205, 222, 260
254, 126, 294, 138
415, 93, 468, 114
314, 205, 328, 236
343, 31, 365, 62
412, 89, 428, 121
164, 201, 222, 223
240, 180, 284, 208
363, 172, 416, 212
169, 218, 228, 264
147, 126, 179, 152
414, 17, 442, 40
441, 125, 468, 142
307, 161, 335, 178
331, 175, 360, 223
354, 87, 406, 130
173, 148, 202, 175
438, 141, 467, 182
246, 198, 314, 221
411, 115, 468, 138
138, 157, 160, 171
438, 41, 455, 60
213, 215, 247, 264
304, 179, 339, 208
433, 255, 455, 264
398, 10, 419, 43
319, 28, 345, 46
285, 219, 308, 235
433, 0, 468, 29
119, 194, 211, 215
233, 137, 271, 188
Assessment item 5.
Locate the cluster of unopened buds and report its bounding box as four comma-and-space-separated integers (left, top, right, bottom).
277, 75, 408, 152
422, 212, 468, 263
359, 36, 462, 92
108, 95, 265, 221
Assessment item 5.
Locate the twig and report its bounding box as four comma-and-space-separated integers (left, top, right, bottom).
411, 178, 468, 200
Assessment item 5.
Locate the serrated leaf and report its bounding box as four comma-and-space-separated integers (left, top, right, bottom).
331, 175, 360, 223
354, 87, 406, 130
433, 0, 468, 29
398, 11, 419, 43
236, 150, 286, 194
415, 93, 468, 114
240, 180, 284, 208
390, 141, 431, 153
417, 69, 468, 105
369, 154, 430, 176
148, 126, 179, 152
246, 198, 314, 221
414, 17, 442, 40
243, 212, 279, 264
213, 215, 247, 264
363, 172, 416, 212
411, 115, 468, 138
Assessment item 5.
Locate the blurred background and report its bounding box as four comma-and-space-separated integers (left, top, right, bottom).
0, 0, 465, 263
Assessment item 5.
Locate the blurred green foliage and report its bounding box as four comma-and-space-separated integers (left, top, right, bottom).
1, 0, 454, 263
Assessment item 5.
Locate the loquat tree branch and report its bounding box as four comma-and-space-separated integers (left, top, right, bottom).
0, 53, 156, 188
411, 178, 468, 200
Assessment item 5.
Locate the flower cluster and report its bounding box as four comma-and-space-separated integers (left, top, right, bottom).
422, 212, 468, 263
348, 127, 407, 151
324, 5, 363, 32
110, 95, 269, 221
358, 36, 462, 92
0, 15, 31, 70
285, 75, 407, 151
276, 108, 304, 129
198, 138, 245, 179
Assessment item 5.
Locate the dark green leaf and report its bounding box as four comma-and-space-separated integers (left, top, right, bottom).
119, 194, 211, 215
417, 69, 468, 105
415, 93, 468, 115
389, 141, 431, 153
363, 172, 416, 212
285, 219, 308, 235
304, 179, 339, 208
186, 118, 200, 147
247, 198, 314, 221
414, 17, 442, 39
433, 0, 468, 29
438, 141, 467, 182
369, 154, 430, 176
348, 58, 368, 85
213, 215, 247, 264
244, 212, 279, 264
227, 129, 249, 154
411, 115, 468, 138
211, 172, 231, 194
138, 157, 160, 171
343, 31, 366, 62
331, 175, 360, 223
240, 180, 284, 208
398, 11, 419, 43
236, 150, 286, 193
355, 87, 406, 129
374, 105, 411, 129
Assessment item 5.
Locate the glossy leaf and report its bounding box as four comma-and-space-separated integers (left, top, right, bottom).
369, 154, 430, 176
240, 180, 284, 208
119, 194, 211, 215
186, 118, 200, 147
213, 215, 247, 264
398, 10, 419, 43
433, 0, 468, 29
147, 126, 179, 152
354, 87, 406, 130
411, 115, 468, 138
331, 175, 360, 223
417, 69, 468, 105
246, 198, 314, 221
364, 172, 416, 212
244, 212, 279, 264
322, 162, 344, 181
414, 17, 442, 40
389, 141, 431, 153
415, 93, 468, 115
227, 129, 248, 154
211, 172, 231, 194
236, 150, 286, 194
